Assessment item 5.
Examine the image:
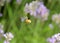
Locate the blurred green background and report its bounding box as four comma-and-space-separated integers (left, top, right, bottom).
0, 0, 60, 43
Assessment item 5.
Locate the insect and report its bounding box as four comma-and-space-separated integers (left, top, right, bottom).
25, 19, 31, 24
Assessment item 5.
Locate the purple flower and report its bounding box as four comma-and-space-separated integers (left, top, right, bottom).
52, 14, 60, 24
0, 29, 4, 34
49, 24, 54, 29
4, 40, 10, 43
0, 23, 4, 33
0, 23, 4, 39
47, 38, 56, 43
3, 32, 14, 43
47, 33, 60, 43
20, 17, 28, 22
0, 13, 3, 17
0, 29, 4, 39
24, 1, 49, 21
16, 0, 22, 5
36, 3, 49, 20
4, 32, 14, 41
24, 3, 30, 14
